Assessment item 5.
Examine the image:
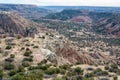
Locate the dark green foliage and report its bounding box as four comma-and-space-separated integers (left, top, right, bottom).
22, 61, 30, 67
74, 67, 83, 75
8, 69, 17, 76
33, 45, 39, 48
85, 73, 94, 78
60, 69, 66, 75
66, 71, 75, 77
11, 70, 43, 80
0, 69, 3, 80
28, 66, 37, 70
38, 59, 47, 65
10, 54, 15, 58
113, 76, 118, 80
45, 68, 60, 75
105, 66, 109, 70
17, 36, 21, 39
5, 45, 12, 50
17, 66, 25, 73
24, 50, 32, 57
5, 58, 14, 62
53, 77, 66, 80
23, 57, 33, 62
82, 77, 94, 80
59, 64, 71, 70
11, 74, 23, 80
37, 65, 49, 71
4, 62, 15, 70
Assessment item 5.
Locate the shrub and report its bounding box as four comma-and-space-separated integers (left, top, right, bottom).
5, 58, 14, 62
0, 69, 3, 80
17, 66, 25, 72
38, 59, 47, 65
59, 64, 71, 70
74, 67, 83, 75
60, 69, 66, 75
53, 77, 66, 80
8, 69, 17, 76
5, 45, 12, 50
10, 54, 15, 58
102, 71, 109, 76
22, 61, 30, 67
28, 66, 37, 70
105, 66, 109, 70
111, 65, 118, 69
23, 57, 33, 62
76, 61, 82, 65
17, 36, 21, 39
85, 73, 94, 78
113, 76, 118, 80
24, 51, 32, 57
11, 74, 23, 80
45, 68, 60, 75
37, 65, 48, 71
66, 71, 75, 77
33, 46, 39, 48
4, 62, 15, 70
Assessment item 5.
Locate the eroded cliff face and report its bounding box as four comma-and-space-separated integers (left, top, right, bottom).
55, 41, 117, 65
0, 11, 38, 37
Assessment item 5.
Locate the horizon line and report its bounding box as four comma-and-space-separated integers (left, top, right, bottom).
0, 3, 120, 8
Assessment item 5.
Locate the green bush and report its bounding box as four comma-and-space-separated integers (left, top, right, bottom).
37, 65, 48, 71
11, 74, 23, 80
28, 66, 37, 70
8, 69, 17, 76
23, 57, 33, 62
24, 51, 32, 57
113, 76, 118, 80
17, 36, 21, 39
10, 54, 15, 58
60, 69, 66, 75
53, 77, 66, 80
33, 45, 39, 48
5, 58, 14, 62
59, 64, 71, 70
66, 71, 75, 77
22, 61, 30, 67
105, 66, 109, 70
74, 67, 83, 75
0, 69, 3, 80
4, 62, 15, 70
5, 45, 12, 50
45, 68, 60, 75
38, 59, 47, 65
111, 65, 118, 69
17, 65, 25, 73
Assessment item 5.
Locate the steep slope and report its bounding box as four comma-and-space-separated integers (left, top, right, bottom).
0, 11, 38, 37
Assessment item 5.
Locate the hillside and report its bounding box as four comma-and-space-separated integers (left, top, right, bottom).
0, 11, 39, 37
0, 4, 51, 19
0, 5, 120, 80
45, 9, 120, 36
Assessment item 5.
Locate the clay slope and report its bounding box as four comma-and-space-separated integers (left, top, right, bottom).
0, 11, 39, 37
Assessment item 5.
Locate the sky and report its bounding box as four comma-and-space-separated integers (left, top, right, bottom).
0, 0, 120, 7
